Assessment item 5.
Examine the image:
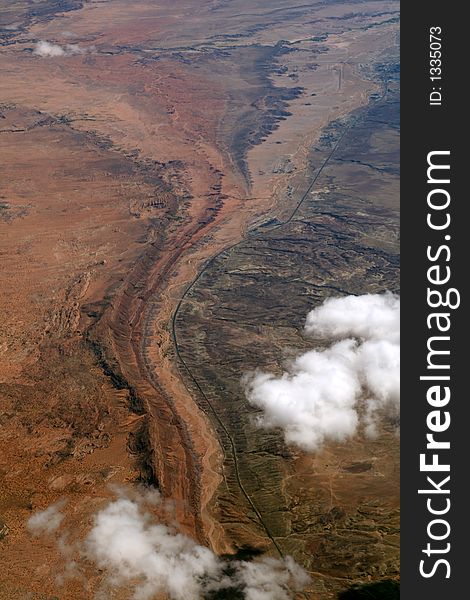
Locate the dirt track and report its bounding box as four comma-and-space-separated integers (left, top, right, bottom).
0, 1, 399, 596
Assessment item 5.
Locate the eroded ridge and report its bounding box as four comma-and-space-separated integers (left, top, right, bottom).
0, 1, 399, 597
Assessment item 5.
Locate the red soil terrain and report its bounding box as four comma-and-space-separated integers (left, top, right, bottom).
0, 1, 399, 597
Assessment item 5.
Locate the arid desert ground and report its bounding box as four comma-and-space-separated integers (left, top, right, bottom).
0, 1, 399, 598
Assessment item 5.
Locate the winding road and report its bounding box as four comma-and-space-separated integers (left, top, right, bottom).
169, 110, 362, 557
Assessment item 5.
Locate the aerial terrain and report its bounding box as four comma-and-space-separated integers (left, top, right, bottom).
0, 1, 399, 598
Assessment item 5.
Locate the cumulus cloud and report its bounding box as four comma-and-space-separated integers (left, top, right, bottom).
27, 499, 67, 535
28, 489, 308, 599
34, 41, 65, 57
85, 494, 220, 600
235, 555, 310, 600
305, 292, 399, 343
34, 40, 89, 58
244, 293, 400, 451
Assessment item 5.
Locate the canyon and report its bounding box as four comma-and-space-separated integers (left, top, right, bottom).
0, 1, 399, 598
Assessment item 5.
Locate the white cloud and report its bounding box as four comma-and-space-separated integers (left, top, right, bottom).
34, 41, 65, 57
235, 555, 310, 600
27, 499, 66, 535
28, 489, 309, 599
85, 495, 220, 600
305, 292, 399, 343
34, 41, 88, 58
244, 293, 400, 451
244, 340, 361, 450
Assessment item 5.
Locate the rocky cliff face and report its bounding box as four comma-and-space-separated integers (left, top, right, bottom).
0, 1, 399, 597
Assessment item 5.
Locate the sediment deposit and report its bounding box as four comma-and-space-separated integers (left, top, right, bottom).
0, 2, 399, 597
